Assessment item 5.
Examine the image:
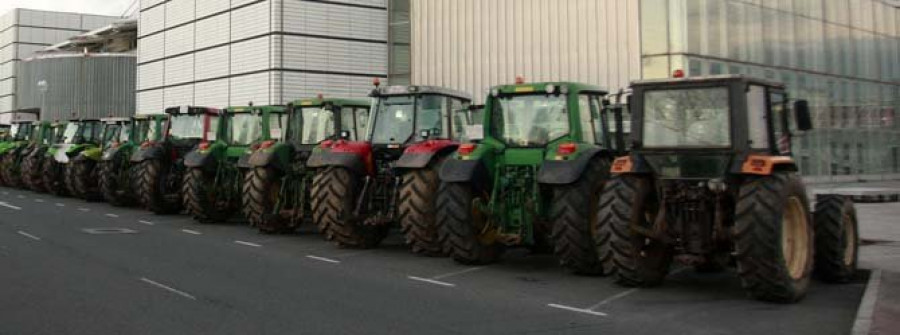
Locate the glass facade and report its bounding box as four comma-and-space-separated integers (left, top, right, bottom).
388, 0, 412, 85
641, 0, 900, 179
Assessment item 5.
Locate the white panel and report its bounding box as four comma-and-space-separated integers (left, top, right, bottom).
17, 44, 45, 59
282, 0, 387, 42
139, 5, 166, 37
17, 27, 77, 45
196, 0, 230, 18
0, 11, 15, 30
230, 72, 270, 106
138, 62, 165, 90
0, 27, 16, 46
80, 15, 118, 30
166, 0, 196, 28
230, 36, 271, 74
165, 24, 195, 56
137, 89, 164, 114
0, 96, 13, 113
165, 84, 195, 107
138, 33, 165, 63
0, 62, 13, 79
141, 0, 167, 11
281, 71, 376, 102
0, 45, 13, 63
195, 14, 230, 49
194, 78, 230, 107
195, 46, 230, 80
319, 0, 385, 7
0, 77, 14, 95
231, 2, 271, 41
17, 10, 81, 30
232, 0, 263, 8
282, 35, 386, 75
165, 54, 195, 85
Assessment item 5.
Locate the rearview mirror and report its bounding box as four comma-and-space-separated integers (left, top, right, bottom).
464, 125, 483, 142
794, 100, 812, 131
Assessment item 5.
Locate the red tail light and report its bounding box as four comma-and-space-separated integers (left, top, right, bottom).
320, 140, 334, 148
557, 142, 577, 156
199, 142, 211, 150
260, 140, 276, 149
458, 143, 476, 155
673, 69, 685, 78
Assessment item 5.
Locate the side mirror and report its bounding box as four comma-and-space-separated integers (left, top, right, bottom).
464, 125, 483, 142
794, 100, 813, 131
339, 130, 351, 140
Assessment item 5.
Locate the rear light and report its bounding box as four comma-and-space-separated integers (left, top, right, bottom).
557, 142, 577, 156
458, 143, 476, 155
250, 143, 261, 151
320, 140, 334, 148
673, 69, 685, 78
199, 142, 211, 150
260, 140, 276, 149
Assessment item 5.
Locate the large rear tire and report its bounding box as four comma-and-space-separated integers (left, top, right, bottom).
42, 159, 67, 196
398, 160, 446, 256
550, 159, 609, 275
244, 167, 293, 233
100, 160, 134, 207
1, 153, 22, 188
183, 168, 232, 223
813, 194, 859, 283
137, 159, 180, 214
596, 175, 672, 287
437, 182, 504, 264
69, 160, 97, 200
21, 154, 41, 191
734, 172, 813, 303
311, 166, 388, 248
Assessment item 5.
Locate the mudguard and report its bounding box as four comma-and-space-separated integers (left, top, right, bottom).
537, 148, 603, 185
247, 143, 293, 171
79, 146, 103, 162
101, 145, 128, 161
131, 145, 166, 163
307, 141, 372, 176
439, 158, 488, 184
184, 150, 216, 169
395, 140, 458, 169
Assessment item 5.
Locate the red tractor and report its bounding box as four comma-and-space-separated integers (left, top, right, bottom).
308, 84, 476, 254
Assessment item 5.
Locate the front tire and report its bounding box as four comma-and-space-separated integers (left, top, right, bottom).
398, 160, 446, 256
311, 166, 388, 248
734, 172, 813, 303
437, 182, 504, 264
550, 159, 609, 275
183, 168, 232, 223
813, 194, 859, 283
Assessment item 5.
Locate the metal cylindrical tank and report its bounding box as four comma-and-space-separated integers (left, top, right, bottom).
16, 53, 136, 121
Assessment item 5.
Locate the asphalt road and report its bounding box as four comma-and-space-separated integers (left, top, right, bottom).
0, 186, 866, 335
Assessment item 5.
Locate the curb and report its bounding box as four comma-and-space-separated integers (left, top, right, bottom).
851, 269, 882, 335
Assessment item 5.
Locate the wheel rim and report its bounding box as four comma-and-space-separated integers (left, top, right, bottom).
782, 196, 810, 280
842, 211, 857, 266
269, 177, 282, 210
471, 193, 497, 245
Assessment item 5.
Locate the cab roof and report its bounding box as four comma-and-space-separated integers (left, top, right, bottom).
101, 117, 130, 123
631, 75, 785, 90
372, 85, 472, 102
491, 81, 607, 96
226, 105, 286, 113
291, 97, 370, 108
164, 106, 222, 115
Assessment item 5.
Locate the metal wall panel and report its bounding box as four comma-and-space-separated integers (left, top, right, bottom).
0, 44, 15, 63
81, 15, 119, 30
282, 0, 387, 41
282, 35, 386, 75
229, 72, 271, 106
137, 89, 164, 114
195, 14, 230, 49
410, 0, 642, 102
16, 27, 76, 45
16, 44, 45, 59
139, 6, 166, 37
138, 33, 165, 63
138, 61, 164, 90
0, 96, 12, 113
196, 0, 230, 18
0, 11, 14, 30
18, 10, 82, 30
194, 78, 229, 106
195, 46, 230, 80
141, 0, 168, 11
233, 0, 263, 8
166, 0, 196, 28
164, 54, 195, 85
280, 71, 378, 100
165, 24, 195, 56
0, 78, 13, 95
165, 84, 194, 107
0, 27, 16, 46
231, 2, 271, 41
324, 0, 386, 7
0, 62, 13, 79
230, 36, 271, 74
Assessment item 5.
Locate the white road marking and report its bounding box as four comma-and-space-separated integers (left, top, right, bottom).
234, 240, 262, 248
407, 276, 456, 287
17, 231, 41, 241
547, 303, 608, 317
16, 195, 25, 199
55, 203, 65, 207
34, 199, 45, 203
433, 266, 484, 280
139, 277, 197, 300
305, 255, 341, 264
181, 229, 202, 235
139, 220, 155, 226
77, 207, 90, 212
0, 202, 22, 210
588, 289, 639, 309
105, 213, 119, 218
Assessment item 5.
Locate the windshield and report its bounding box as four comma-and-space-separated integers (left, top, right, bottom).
370, 96, 414, 144
490, 94, 569, 147
11, 123, 33, 141
642, 87, 731, 148
269, 113, 287, 141
298, 107, 335, 144
62, 123, 79, 144
169, 114, 212, 140
228, 113, 263, 145
103, 124, 122, 146
119, 123, 133, 143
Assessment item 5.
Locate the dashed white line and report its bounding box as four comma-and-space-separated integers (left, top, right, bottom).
34, 199, 45, 203
77, 207, 90, 212
547, 303, 608, 317
105, 213, 119, 218
432, 266, 484, 280
139, 220, 155, 226
17, 231, 41, 241
0, 202, 21, 210
55, 203, 65, 207
407, 276, 456, 287
234, 240, 262, 248
139, 277, 197, 300
306, 255, 341, 264
588, 288, 639, 309
16, 195, 25, 199
181, 229, 202, 235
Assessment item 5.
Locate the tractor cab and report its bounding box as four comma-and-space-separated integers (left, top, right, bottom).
0, 124, 10, 141
160, 106, 222, 150
9, 120, 36, 142
100, 118, 131, 150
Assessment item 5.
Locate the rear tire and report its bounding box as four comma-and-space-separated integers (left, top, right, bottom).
398, 159, 446, 256
596, 175, 672, 287
100, 159, 133, 207
311, 166, 388, 248
1, 153, 22, 188
550, 159, 609, 275
183, 168, 232, 223
813, 195, 859, 283
734, 172, 813, 303
70, 160, 96, 200
244, 167, 292, 233
137, 159, 180, 214
437, 182, 504, 265
21, 154, 41, 191
42, 159, 67, 196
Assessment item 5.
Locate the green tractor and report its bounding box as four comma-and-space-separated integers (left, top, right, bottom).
308, 84, 475, 254
435, 81, 628, 274
0, 119, 38, 188
41, 120, 103, 196
595, 75, 858, 303
132, 106, 223, 214
182, 105, 285, 223
99, 115, 165, 206
0, 124, 10, 141
67, 118, 131, 200
243, 98, 369, 233
20, 121, 59, 191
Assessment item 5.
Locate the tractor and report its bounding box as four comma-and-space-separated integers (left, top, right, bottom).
595, 75, 858, 303
0, 124, 10, 141
435, 81, 628, 274
0, 119, 37, 188
243, 98, 369, 233
99, 115, 164, 206
132, 106, 222, 214
67, 118, 130, 200
41, 120, 102, 196
183, 105, 285, 223
308, 84, 474, 254
20, 121, 58, 191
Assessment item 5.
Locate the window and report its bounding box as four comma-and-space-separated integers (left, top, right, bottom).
578, 95, 597, 144
748, 85, 769, 149
643, 87, 731, 148
490, 94, 569, 147
770, 91, 790, 154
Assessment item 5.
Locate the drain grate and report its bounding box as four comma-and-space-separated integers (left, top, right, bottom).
81, 228, 139, 235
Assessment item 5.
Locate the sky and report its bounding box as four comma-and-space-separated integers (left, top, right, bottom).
0, 0, 136, 18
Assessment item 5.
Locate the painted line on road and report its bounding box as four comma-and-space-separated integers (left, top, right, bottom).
407, 276, 456, 287
0, 202, 22, 210
77, 207, 90, 212
235, 240, 262, 248
588, 288, 639, 309
105, 213, 119, 218
547, 303, 608, 317
16, 195, 25, 199
139, 277, 197, 300
139, 220, 155, 226
432, 266, 484, 280
17, 231, 41, 241
852, 269, 883, 335
55, 203, 65, 207
306, 255, 341, 264
34, 199, 45, 203
181, 229, 202, 235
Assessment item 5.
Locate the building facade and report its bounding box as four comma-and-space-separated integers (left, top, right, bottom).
0, 9, 120, 121
395, 0, 900, 180
136, 0, 389, 114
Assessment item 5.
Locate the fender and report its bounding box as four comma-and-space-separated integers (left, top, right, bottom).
395, 140, 458, 169
307, 141, 372, 176
80, 146, 103, 162
247, 143, 293, 171
439, 157, 488, 184
131, 144, 166, 163
101, 145, 127, 161
184, 148, 219, 169
738, 154, 797, 176
537, 147, 605, 185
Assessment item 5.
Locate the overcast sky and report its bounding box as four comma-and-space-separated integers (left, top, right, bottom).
0, 0, 136, 18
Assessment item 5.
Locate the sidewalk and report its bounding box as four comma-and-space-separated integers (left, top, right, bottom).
809, 180, 900, 203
